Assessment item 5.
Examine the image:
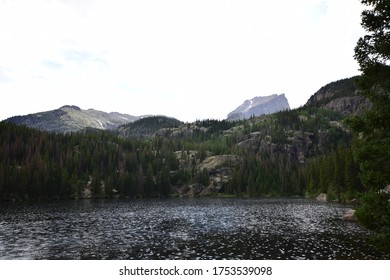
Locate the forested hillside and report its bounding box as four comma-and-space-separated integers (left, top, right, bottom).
0, 122, 178, 200
118, 116, 183, 138
0, 78, 367, 201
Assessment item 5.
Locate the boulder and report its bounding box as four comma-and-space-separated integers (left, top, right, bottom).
197, 155, 240, 171
237, 138, 261, 151
316, 193, 327, 202
82, 176, 93, 199
177, 186, 191, 196
380, 185, 390, 194
342, 209, 357, 222
82, 188, 92, 199
181, 185, 204, 197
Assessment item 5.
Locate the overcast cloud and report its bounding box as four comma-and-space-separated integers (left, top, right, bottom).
0, 0, 364, 122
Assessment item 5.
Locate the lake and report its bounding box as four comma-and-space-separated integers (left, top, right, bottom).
0, 198, 387, 259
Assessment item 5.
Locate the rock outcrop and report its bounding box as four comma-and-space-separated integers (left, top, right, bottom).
176, 154, 241, 197
342, 209, 357, 222
316, 193, 328, 202
305, 76, 370, 116
324, 96, 371, 116
380, 185, 390, 194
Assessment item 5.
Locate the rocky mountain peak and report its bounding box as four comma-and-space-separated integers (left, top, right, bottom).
227, 94, 290, 121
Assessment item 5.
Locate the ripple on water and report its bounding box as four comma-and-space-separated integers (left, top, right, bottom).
0, 198, 388, 260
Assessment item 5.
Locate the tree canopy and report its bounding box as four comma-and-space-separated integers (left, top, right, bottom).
351, 0, 390, 190
349, 0, 390, 251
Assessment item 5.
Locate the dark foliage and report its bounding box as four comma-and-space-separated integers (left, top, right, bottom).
347, 0, 390, 250
0, 122, 178, 200
118, 116, 183, 138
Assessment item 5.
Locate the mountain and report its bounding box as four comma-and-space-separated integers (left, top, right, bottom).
5, 105, 138, 133
118, 116, 183, 138
0, 76, 368, 201
227, 94, 290, 121
305, 76, 370, 116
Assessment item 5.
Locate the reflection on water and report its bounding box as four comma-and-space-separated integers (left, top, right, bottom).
0, 198, 387, 259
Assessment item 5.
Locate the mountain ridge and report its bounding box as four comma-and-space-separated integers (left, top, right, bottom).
4, 77, 370, 134
0, 75, 372, 200
6, 105, 139, 133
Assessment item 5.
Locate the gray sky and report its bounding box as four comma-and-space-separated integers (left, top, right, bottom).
0, 0, 364, 122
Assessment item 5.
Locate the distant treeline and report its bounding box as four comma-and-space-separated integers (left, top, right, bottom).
0, 106, 363, 201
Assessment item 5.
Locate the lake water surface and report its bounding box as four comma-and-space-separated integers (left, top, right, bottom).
0, 198, 388, 259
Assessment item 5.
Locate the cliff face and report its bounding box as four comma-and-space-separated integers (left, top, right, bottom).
324, 96, 371, 116
305, 77, 370, 116
227, 94, 290, 121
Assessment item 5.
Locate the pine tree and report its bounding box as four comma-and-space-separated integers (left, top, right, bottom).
247, 171, 256, 196
145, 163, 155, 196
159, 165, 171, 197
348, 0, 390, 250
350, 0, 390, 190
137, 165, 145, 195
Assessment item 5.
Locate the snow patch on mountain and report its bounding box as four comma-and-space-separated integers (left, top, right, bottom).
227, 94, 290, 121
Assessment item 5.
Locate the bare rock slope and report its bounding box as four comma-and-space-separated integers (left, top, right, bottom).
227, 94, 290, 121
